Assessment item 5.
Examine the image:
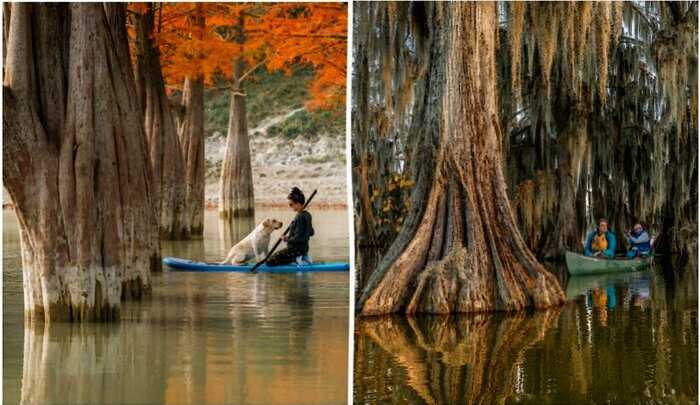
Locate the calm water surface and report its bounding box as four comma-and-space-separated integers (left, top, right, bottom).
355, 261, 698, 404
4, 209, 349, 405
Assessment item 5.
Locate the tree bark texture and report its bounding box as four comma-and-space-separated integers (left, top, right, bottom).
351, 16, 376, 286
135, 4, 190, 240
357, 3, 565, 316
3, 3, 158, 322
180, 75, 205, 237
219, 13, 255, 220
540, 114, 589, 259
3, 3, 10, 71
175, 4, 206, 238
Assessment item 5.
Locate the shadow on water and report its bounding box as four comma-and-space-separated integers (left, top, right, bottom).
355, 260, 698, 405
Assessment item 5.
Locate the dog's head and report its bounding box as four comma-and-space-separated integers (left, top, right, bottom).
262, 218, 283, 231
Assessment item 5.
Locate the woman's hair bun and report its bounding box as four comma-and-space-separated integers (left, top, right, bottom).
288, 187, 305, 204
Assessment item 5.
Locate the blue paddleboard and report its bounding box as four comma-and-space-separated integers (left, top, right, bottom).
163, 257, 349, 273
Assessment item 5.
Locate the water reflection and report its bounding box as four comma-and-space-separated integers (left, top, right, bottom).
21, 322, 168, 405
355, 265, 697, 404
566, 271, 653, 305
162, 239, 206, 264
219, 216, 256, 255
355, 310, 561, 404
4, 210, 349, 405
17, 271, 347, 405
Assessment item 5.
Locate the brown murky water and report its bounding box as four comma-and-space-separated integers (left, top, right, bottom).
354, 263, 697, 404
4, 209, 349, 405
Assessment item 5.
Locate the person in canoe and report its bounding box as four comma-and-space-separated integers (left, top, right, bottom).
584, 218, 617, 258
266, 187, 315, 266
625, 222, 652, 258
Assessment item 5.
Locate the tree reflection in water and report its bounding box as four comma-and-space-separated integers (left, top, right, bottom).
7, 209, 349, 405
18, 271, 331, 405
21, 321, 168, 405
355, 309, 561, 405
219, 216, 256, 257
355, 266, 697, 404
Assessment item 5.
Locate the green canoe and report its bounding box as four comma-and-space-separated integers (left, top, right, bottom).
565, 251, 653, 276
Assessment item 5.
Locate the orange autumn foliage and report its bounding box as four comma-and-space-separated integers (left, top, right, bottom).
259, 4, 347, 109
128, 2, 346, 109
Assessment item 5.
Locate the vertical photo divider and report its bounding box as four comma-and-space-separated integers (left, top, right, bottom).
345, 2, 356, 404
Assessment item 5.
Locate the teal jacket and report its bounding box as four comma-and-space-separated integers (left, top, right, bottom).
584, 230, 617, 258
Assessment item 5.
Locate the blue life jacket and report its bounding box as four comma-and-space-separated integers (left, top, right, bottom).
629, 230, 651, 252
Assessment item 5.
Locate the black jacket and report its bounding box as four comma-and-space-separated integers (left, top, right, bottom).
287, 210, 314, 254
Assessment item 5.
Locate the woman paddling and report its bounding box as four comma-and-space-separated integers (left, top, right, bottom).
266, 187, 315, 266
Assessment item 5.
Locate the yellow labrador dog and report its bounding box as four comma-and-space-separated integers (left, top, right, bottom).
221, 218, 283, 265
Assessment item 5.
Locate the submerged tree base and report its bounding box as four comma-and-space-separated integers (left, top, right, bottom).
407, 249, 563, 315
122, 276, 152, 301
160, 228, 191, 241
24, 270, 123, 324
189, 225, 204, 239
355, 3, 565, 316
219, 208, 255, 220
5, 4, 160, 323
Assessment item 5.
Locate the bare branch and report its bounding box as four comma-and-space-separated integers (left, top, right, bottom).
238, 57, 269, 83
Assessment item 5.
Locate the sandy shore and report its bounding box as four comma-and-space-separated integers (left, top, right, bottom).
205, 118, 348, 208
3, 112, 349, 211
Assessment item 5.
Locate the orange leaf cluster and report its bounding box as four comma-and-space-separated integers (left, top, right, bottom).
127, 2, 347, 109
259, 4, 347, 109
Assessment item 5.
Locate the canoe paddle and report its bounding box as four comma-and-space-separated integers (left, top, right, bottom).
250, 189, 318, 273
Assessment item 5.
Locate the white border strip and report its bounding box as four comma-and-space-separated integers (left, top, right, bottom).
345, 1, 355, 404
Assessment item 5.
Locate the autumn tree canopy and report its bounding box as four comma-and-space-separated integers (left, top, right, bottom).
126, 2, 347, 229
130, 2, 347, 109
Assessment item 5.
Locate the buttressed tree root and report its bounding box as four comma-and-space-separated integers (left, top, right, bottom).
357, 3, 565, 316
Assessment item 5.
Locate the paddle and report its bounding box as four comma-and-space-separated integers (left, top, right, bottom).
250, 189, 318, 273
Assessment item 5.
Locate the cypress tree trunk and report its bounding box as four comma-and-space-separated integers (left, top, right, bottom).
2, 3, 9, 69
178, 5, 206, 238
351, 5, 380, 289
357, 3, 564, 316
180, 75, 205, 237
135, 4, 190, 240
219, 13, 255, 220
541, 115, 589, 259
3, 3, 158, 322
